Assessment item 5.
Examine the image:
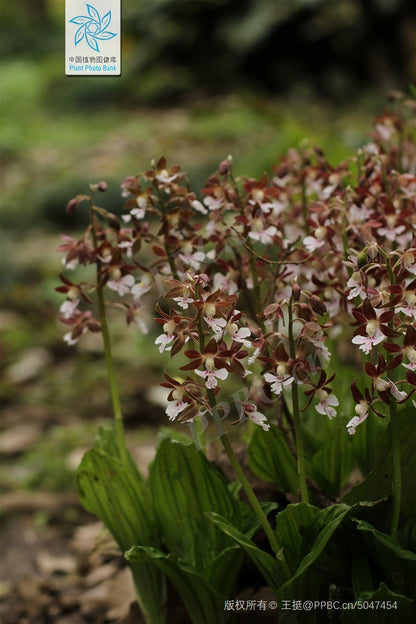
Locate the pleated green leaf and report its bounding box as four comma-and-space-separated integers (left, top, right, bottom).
309, 427, 354, 496
149, 437, 253, 575
354, 520, 416, 597
343, 409, 416, 519
339, 583, 414, 624
126, 545, 234, 624
248, 425, 299, 493
210, 503, 350, 600
275, 503, 351, 599
207, 512, 287, 592
77, 435, 165, 624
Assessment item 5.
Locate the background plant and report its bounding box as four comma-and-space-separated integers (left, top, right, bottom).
57, 93, 416, 622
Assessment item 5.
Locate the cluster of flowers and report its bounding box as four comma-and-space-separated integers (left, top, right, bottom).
57, 94, 416, 435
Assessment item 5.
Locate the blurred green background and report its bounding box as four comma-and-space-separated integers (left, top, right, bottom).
0, 0, 416, 490
3, 0, 416, 233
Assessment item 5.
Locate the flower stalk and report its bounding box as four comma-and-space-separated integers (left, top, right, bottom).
288, 296, 309, 503
89, 192, 127, 463
389, 400, 401, 539
206, 389, 283, 562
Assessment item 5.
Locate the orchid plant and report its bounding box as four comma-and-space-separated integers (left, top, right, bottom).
57, 93, 416, 622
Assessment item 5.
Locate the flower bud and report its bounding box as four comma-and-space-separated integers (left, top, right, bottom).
310, 294, 327, 315
218, 159, 230, 175
367, 243, 379, 261
66, 198, 79, 217
97, 181, 107, 192
292, 279, 301, 301
106, 213, 121, 231
357, 250, 368, 269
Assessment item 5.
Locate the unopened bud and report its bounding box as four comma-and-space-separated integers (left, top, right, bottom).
292, 279, 301, 301
87, 319, 101, 332
310, 295, 327, 315
106, 213, 121, 231
218, 159, 230, 175
367, 243, 379, 261
357, 250, 368, 269
97, 181, 107, 192
66, 198, 79, 217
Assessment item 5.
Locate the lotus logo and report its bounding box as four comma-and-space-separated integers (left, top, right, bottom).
69, 3, 117, 52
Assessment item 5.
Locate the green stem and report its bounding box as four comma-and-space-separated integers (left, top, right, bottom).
206, 390, 283, 561
89, 194, 127, 463
97, 288, 127, 463
288, 297, 309, 503
389, 391, 401, 539
377, 244, 401, 537
157, 187, 179, 280
249, 254, 262, 314
301, 174, 308, 225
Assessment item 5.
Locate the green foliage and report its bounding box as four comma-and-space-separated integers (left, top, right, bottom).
339, 583, 413, 624
126, 546, 232, 624
148, 437, 253, 572
210, 502, 351, 599
248, 425, 299, 493
126, 436, 259, 622
343, 408, 416, 519
77, 428, 166, 624
79, 432, 262, 622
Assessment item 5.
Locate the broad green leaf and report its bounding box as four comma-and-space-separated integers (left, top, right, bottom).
149, 437, 253, 574
248, 425, 299, 493
339, 583, 414, 624
202, 547, 243, 595
343, 409, 416, 519
309, 427, 354, 496
210, 504, 351, 600
208, 512, 288, 591
125, 545, 231, 624
77, 442, 165, 624
276, 503, 351, 599
274, 503, 319, 575
94, 426, 145, 481
350, 533, 376, 595
354, 520, 416, 597
348, 407, 389, 477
